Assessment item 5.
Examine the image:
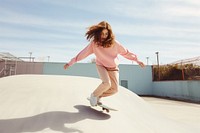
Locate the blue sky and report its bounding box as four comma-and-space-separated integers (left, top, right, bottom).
0, 0, 200, 65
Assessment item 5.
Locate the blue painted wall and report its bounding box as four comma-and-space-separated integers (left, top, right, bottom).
43, 62, 200, 102
119, 64, 153, 95
153, 81, 200, 102
43, 62, 99, 78
43, 63, 153, 95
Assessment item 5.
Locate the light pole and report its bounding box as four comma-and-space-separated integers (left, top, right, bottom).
29, 52, 32, 62
146, 57, 149, 65
155, 52, 160, 80
47, 56, 50, 62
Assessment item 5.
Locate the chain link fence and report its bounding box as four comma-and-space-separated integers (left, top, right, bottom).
153, 56, 200, 81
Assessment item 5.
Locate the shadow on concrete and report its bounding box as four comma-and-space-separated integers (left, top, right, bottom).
0, 105, 110, 133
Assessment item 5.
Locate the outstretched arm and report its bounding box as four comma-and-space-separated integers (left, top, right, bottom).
117, 42, 145, 68
64, 42, 93, 69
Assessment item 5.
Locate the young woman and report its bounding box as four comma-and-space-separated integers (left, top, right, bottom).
64, 21, 145, 106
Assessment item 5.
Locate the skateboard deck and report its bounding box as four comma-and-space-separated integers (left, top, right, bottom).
87, 98, 117, 113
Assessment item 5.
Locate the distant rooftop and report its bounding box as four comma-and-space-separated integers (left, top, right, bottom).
0, 52, 23, 62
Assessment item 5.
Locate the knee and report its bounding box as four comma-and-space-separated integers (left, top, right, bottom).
112, 87, 118, 94
107, 87, 118, 96
102, 82, 111, 88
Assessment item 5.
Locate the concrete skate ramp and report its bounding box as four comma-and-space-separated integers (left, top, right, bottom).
0, 75, 199, 133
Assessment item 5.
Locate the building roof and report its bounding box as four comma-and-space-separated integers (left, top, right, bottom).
0, 52, 23, 62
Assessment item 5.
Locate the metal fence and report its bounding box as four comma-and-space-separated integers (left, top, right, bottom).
0, 61, 43, 78
153, 63, 200, 81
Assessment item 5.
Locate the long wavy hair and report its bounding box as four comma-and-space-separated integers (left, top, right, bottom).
85, 21, 115, 48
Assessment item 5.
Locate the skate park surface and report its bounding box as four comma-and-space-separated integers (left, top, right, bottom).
0, 75, 200, 133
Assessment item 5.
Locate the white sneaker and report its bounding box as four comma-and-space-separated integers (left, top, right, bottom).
97, 97, 102, 105
90, 93, 98, 106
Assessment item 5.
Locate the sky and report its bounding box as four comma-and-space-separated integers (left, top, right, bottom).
0, 0, 200, 65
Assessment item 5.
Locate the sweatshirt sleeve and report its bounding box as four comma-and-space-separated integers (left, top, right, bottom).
68, 42, 93, 66
117, 41, 139, 63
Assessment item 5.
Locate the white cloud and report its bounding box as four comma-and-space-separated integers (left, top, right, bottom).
113, 22, 200, 42
0, 6, 88, 32
161, 1, 200, 18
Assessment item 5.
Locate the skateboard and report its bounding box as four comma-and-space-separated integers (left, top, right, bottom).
87, 98, 117, 113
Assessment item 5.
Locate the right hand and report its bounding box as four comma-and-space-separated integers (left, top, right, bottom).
64, 63, 70, 70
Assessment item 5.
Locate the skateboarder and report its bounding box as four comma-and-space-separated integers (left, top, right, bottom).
64, 21, 145, 106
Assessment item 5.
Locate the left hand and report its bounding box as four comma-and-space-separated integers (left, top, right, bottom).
64, 63, 70, 70
137, 61, 145, 68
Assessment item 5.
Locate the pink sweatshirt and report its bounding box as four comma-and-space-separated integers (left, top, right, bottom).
68, 40, 139, 68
